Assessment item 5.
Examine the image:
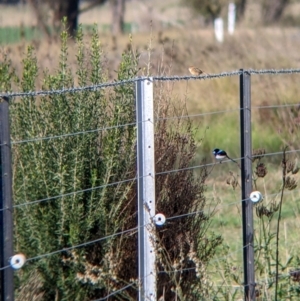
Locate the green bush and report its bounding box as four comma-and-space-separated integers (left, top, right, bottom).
0, 23, 220, 300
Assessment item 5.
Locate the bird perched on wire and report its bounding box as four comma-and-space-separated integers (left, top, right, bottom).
188, 66, 207, 76
212, 148, 240, 167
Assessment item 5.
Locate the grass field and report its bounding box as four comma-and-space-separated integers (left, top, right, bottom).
1, 1, 300, 300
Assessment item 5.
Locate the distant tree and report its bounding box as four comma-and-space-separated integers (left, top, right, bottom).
80, 0, 126, 35
183, 0, 227, 23
28, 0, 80, 37
110, 0, 126, 35
28, 0, 126, 38
183, 0, 248, 23
236, 0, 247, 21
262, 0, 290, 24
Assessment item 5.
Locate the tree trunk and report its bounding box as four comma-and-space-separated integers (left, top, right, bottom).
66, 0, 80, 36
110, 0, 125, 35
262, 0, 290, 24
236, 0, 247, 21
53, 0, 80, 37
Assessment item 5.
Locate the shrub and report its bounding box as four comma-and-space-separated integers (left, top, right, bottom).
0, 23, 221, 300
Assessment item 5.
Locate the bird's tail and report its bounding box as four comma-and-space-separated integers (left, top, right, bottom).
226, 155, 241, 169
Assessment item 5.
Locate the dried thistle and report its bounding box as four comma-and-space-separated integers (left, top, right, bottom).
270, 201, 280, 213
255, 163, 267, 178
292, 165, 299, 174
252, 148, 265, 161
287, 161, 295, 174
255, 288, 262, 298
256, 205, 273, 218
287, 159, 300, 174
226, 172, 239, 190
284, 176, 297, 190
290, 269, 300, 282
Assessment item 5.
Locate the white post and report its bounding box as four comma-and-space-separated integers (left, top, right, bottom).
214, 17, 224, 43
228, 3, 236, 35
136, 78, 156, 301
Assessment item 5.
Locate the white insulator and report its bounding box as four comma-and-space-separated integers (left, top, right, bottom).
154, 213, 166, 226
10, 253, 26, 270
249, 191, 263, 203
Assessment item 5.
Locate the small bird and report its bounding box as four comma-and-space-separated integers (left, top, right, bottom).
212, 148, 239, 167
188, 66, 207, 76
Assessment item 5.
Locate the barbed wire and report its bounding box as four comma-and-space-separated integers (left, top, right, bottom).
2, 68, 300, 99
249, 69, 300, 75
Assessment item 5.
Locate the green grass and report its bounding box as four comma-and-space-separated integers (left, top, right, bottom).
0, 23, 139, 44
193, 114, 283, 166
0, 26, 41, 44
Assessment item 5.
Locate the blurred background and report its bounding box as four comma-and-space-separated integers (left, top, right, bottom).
0, 0, 299, 44
1, 0, 300, 169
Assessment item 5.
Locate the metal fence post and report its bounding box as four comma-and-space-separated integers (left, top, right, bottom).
239, 70, 255, 301
135, 78, 156, 301
0, 96, 14, 301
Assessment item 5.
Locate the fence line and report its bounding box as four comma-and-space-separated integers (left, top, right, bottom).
1, 186, 298, 272
6, 101, 299, 147
9, 109, 238, 146
1, 68, 300, 300
10, 177, 138, 210
1, 68, 300, 99
1, 148, 298, 212
10, 122, 136, 145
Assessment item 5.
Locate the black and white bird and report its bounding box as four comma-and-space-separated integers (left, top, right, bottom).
212, 148, 239, 167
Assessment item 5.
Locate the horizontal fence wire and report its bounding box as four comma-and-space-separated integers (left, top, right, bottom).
5, 103, 300, 147
9, 109, 239, 146
1, 68, 300, 99
0, 226, 138, 271
10, 177, 138, 210
2, 187, 299, 271
1, 148, 298, 212
11, 122, 136, 145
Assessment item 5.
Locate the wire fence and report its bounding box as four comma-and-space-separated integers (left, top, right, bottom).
0, 186, 297, 271
1, 68, 300, 300
1, 68, 300, 98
